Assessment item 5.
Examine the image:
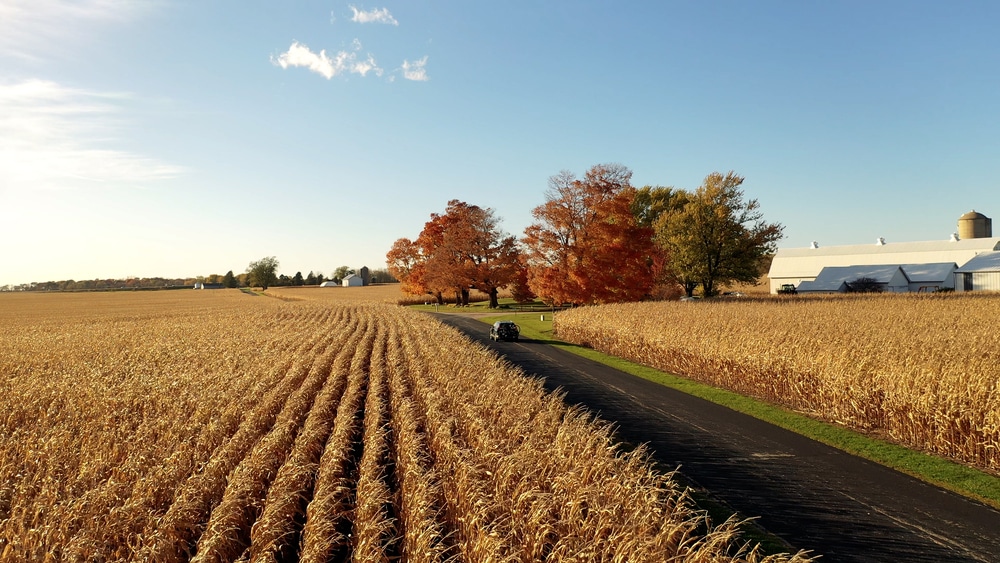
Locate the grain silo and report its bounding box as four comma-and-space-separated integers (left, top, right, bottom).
958, 210, 992, 239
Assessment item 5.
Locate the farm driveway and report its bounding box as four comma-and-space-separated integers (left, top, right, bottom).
432, 313, 1000, 563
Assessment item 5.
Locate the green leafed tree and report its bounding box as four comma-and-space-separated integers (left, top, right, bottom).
654, 171, 783, 298
631, 185, 688, 228
333, 265, 354, 283
246, 256, 279, 290
222, 270, 238, 288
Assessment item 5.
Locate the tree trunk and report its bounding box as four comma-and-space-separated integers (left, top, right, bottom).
488, 287, 499, 309
461, 288, 470, 306
702, 279, 716, 298
684, 281, 697, 297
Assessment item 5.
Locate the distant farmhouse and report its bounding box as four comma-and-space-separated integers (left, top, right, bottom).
342, 266, 371, 287
768, 211, 1000, 294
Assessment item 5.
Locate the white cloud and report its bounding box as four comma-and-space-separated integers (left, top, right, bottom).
0, 80, 182, 192
0, 0, 149, 61
272, 41, 384, 79
349, 6, 399, 26
401, 56, 429, 82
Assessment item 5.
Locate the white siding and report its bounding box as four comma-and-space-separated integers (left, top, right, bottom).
956, 272, 1000, 292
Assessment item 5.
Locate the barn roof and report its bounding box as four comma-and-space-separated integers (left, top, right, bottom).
956, 251, 1000, 273
796, 264, 909, 292
900, 262, 958, 282
769, 238, 1000, 278
796, 279, 847, 292
815, 265, 906, 284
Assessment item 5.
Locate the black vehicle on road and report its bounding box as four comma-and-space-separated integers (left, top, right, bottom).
489, 320, 520, 342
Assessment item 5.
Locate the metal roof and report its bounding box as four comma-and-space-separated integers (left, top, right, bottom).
813, 265, 906, 284
795, 279, 847, 292
899, 262, 958, 282
955, 251, 1000, 273
796, 264, 910, 292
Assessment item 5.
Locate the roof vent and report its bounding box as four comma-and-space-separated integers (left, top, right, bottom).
876, 237, 886, 246
950, 232, 960, 242
810, 241, 819, 249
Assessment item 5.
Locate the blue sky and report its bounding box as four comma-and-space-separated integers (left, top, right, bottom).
2, 1, 998, 286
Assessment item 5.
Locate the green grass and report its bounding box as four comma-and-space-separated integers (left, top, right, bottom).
408, 297, 557, 314
473, 314, 1000, 510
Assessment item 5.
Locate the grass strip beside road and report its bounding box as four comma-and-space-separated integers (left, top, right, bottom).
477, 313, 1000, 510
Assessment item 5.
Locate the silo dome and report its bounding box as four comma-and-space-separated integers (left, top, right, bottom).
958, 210, 993, 239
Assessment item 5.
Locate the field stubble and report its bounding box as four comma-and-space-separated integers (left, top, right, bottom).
0, 290, 812, 562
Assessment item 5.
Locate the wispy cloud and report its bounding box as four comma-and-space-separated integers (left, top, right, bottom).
349, 6, 399, 26
0, 0, 149, 61
272, 41, 383, 79
401, 56, 430, 82
0, 80, 182, 191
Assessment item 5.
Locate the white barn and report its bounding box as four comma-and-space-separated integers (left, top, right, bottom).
342, 274, 363, 287
955, 251, 1000, 292
769, 237, 1000, 294
319, 281, 338, 287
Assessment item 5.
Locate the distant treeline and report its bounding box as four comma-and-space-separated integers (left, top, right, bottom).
2, 268, 399, 293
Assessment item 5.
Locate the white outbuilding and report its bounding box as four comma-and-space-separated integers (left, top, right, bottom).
342, 274, 363, 287
319, 281, 339, 287
954, 251, 1000, 292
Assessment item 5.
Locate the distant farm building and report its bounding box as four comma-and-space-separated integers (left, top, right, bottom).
954, 251, 1000, 292
794, 263, 957, 294
342, 274, 363, 287
769, 211, 1000, 294
319, 281, 338, 287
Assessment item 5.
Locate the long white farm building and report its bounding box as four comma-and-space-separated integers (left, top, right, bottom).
768, 211, 1000, 293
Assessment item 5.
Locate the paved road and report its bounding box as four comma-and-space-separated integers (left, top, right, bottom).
434, 314, 1000, 563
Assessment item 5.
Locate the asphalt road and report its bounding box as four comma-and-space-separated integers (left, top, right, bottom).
433, 313, 1000, 563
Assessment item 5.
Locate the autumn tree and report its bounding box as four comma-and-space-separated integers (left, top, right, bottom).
523, 164, 659, 305
509, 256, 536, 304
387, 201, 521, 307
387, 237, 438, 301
654, 171, 783, 298
246, 256, 279, 290
631, 186, 689, 298
445, 201, 520, 308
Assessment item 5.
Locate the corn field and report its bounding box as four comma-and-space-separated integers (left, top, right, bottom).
0, 290, 811, 562
553, 293, 1000, 473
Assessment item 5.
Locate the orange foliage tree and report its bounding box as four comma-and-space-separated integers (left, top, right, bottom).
522, 164, 660, 305
387, 200, 521, 307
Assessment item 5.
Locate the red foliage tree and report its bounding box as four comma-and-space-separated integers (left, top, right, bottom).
387, 200, 521, 307
523, 164, 660, 305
